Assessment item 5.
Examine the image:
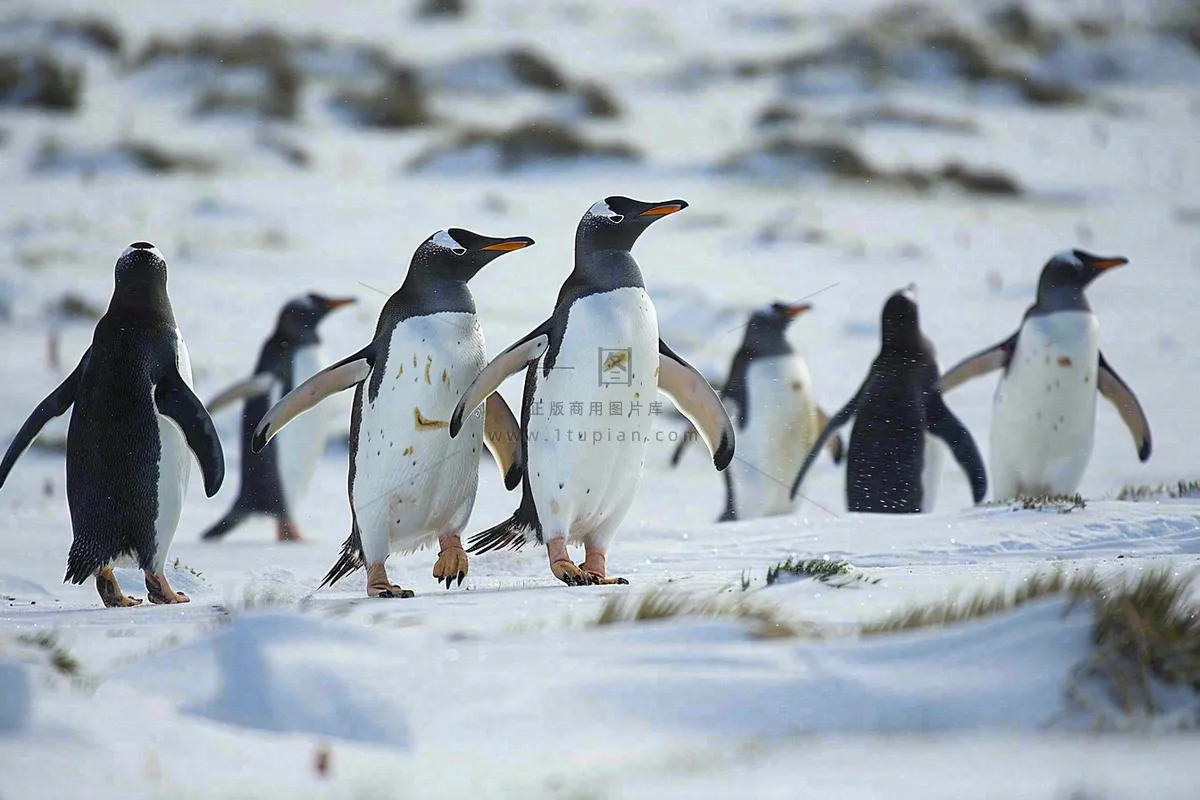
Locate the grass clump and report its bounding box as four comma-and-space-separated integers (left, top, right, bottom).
985, 493, 1087, 513
765, 557, 880, 588
1116, 480, 1200, 502
593, 589, 811, 640
15, 631, 79, 676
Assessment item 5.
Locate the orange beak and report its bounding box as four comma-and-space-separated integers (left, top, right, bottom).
1090, 256, 1128, 270
783, 302, 813, 318
323, 297, 356, 309
481, 239, 534, 252
638, 204, 685, 217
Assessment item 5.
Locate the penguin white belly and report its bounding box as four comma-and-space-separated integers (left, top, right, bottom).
274, 344, 330, 513
919, 358, 945, 513
352, 314, 486, 561
526, 288, 658, 548
732, 356, 819, 518
152, 333, 193, 573
990, 311, 1099, 498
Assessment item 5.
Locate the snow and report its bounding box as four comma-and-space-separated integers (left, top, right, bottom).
3, 0, 1200, 795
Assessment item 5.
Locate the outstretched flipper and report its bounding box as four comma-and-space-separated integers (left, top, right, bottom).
924, 393, 988, 503
0, 348, 90, 488
450, 325, 550, 437
483, 393, 524, 490
789, 384, 862, 501
206, 372, 278, 414
1097, 352, 1152, 462
938, 332, 1018, 393
816, 406, 845, 464
657, 340, 734, 470
670, 396, 739, 468
252, 345, 375, 453
155, 365, 225, 497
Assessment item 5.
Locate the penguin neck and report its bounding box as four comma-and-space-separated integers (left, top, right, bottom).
567, 248, 645, 293
394, 270, 476, 317
1034, 280, 1092, 315
108, 281, 175, 326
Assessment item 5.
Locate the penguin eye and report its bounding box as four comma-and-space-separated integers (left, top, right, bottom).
606, 214, 624, 224
452, 247, 467, 256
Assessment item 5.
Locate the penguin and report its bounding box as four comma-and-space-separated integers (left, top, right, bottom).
0, 242, 224, 607
938, 249, 1151, 500
200, 293, 356, 543
669, 301, 844, 521
789, 285, 986, 514
250, 229, 532, 597
452, 197, 735, 585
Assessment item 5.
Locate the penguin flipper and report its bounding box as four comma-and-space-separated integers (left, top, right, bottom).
483, 392, 524, 490
450, 326, 550, 438
816, 406, 846, 465
155, 366, 226, 497
1097, 352, 1152, 462
0, 348, 89, 489
924, 393, 988, 504
790, 388, 859, 501
657, 339, 735, 471
252, 346, 374, 453
938, 332, 1018, 392
206, 372, 278, 414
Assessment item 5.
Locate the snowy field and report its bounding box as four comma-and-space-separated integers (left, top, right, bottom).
2, 0, 1200, 796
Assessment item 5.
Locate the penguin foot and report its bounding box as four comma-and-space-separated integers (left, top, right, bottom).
433, 536, 468, 589
144, 572, 190, 605
96, 569, 143, 608
551, 558, 591, 586
367, 563, 415, 599
276, 520, 304, 543
579, 551, 628, 586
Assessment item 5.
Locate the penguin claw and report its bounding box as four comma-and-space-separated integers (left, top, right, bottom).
456, 571, 465, 587
433, 543, 469, 589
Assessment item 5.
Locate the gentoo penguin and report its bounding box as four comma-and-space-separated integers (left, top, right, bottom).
251, 229, 531, 597
452, 197, 735, 585
200, 293, 355, 543
939, 250, 1151, 500
789, 285, 986, 513
0, 242, 224, 607
670, 301, 844, 521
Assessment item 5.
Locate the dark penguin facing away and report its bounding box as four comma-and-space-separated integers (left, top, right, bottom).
251, 228, 532, 598
670, 301, 844, 522
201, 293, 355, 543
0, 242, 224, 607
789, 285, 986, 513
939, 249, 1151, 499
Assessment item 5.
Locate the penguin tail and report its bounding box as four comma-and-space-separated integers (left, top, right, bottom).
467, 492, 539, 555
200, 507, 251, 541
319, 526, 365, 589
63, 543, 102, 586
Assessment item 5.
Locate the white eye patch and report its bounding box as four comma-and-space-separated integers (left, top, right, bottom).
433, 230, 467, 255
587, 200, 623, 224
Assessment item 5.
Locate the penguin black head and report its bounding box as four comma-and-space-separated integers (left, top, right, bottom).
413, 228, 535, 282
111, 242, 172, 315
880, 284, 921, 352
743, 301, 811, 353
576, 196, 689, 252
276, 294, 356, 341
1037, 249, 1128, 301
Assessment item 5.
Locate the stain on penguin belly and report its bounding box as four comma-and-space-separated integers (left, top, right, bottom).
990, 312, 1099, 497
353, 315, 486, 555
526, 288, 658, 544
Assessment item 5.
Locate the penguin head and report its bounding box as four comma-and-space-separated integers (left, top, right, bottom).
112, 242, 172, 312
577, 196, 688, 251
277, 294, 356, 340
415, 228, 535, 282
880, 283, 920, 350
744, 301, 811, 349
1039, 249, 1128, 295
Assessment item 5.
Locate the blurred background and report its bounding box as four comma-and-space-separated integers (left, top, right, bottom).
1, 0, 1197, 519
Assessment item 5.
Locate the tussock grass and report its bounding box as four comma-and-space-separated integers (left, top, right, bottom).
765, 557, 880, 588
1116, 480, 1200, 502
593, 589, 813, 640
985, 493, 1087, 512
15, 631, 78, 676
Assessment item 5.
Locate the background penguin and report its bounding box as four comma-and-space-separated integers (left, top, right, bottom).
789, 285, 986, 514
200, 293, 355, 543
0, 242, 224, 607
251, 229, 531, 597
452, 196, 734, 585
939, 249, 1151, 500
670, 301, 844, 521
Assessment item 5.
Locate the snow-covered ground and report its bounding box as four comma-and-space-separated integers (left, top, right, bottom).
2, 0, 1200, 796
